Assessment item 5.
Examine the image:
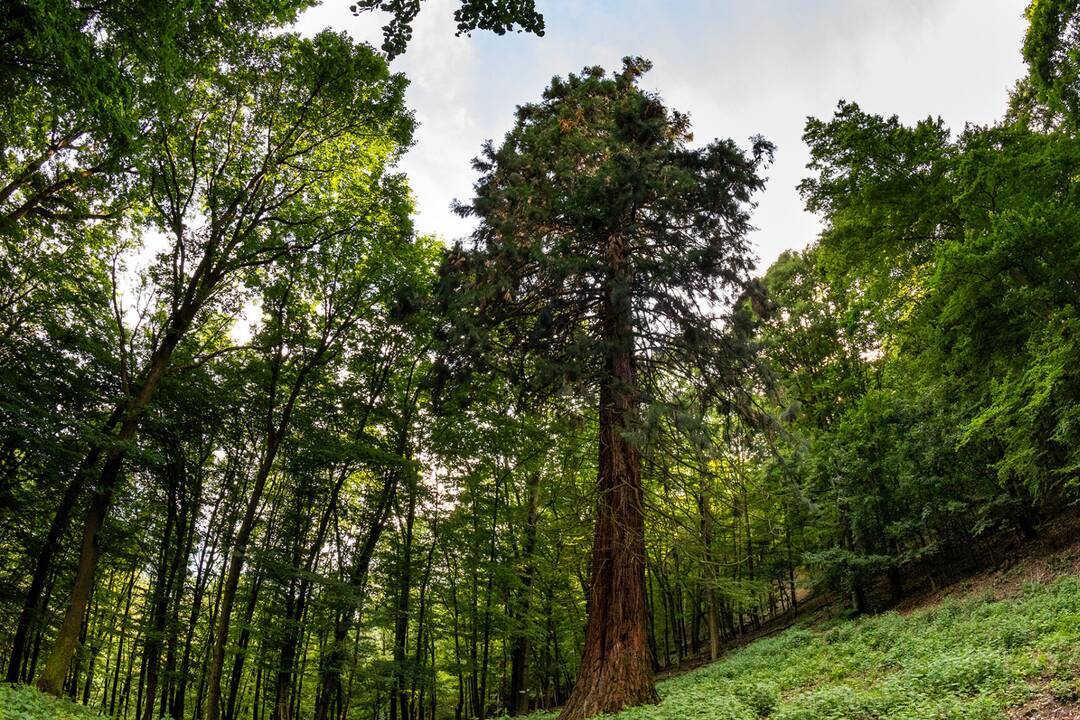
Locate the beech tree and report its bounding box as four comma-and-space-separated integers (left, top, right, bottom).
32, 29, 414, 697
444, 58, 772, 718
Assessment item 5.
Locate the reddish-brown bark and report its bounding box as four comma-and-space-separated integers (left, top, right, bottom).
560, 237, 658, 720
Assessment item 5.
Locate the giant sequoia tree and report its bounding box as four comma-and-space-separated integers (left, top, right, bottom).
446, 58, 771, 719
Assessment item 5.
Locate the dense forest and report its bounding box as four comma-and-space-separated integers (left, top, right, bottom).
1, 2, 1078, 720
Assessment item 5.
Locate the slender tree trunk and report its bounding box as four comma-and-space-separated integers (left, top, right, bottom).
274, 470, 344, 720
699, 493, 721, 661
136, 641, 149, 720
208, 339, 317, 720
35, 296, 202, 696
411, 511, 439, 720
109, 571, 137, 716
173, 477, 224, 720
477, 468, 502, 720
645, 570, 661, 671
5, 402, 127, 683
225, 572, 265, 720
313, 459, 401, 720
143, 471, 180, 720
509, 471, 541, 715
208, 437, 280, 720
785, 520, 797, 615
559, 249, 657, 720
468, 499, 481, 720
392, 473, 417, 720
448, 557, 465, 720
274, 525, 306, 720
841, 511, 869, 615
120, 623, 140, 719
100, 628, 114, 711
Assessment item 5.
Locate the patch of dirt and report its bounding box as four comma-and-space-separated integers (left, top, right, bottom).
894, 514, 1080, 615
1008, 693, 1080, 719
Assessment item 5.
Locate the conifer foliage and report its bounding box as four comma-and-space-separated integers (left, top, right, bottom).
444, 58, 772, 718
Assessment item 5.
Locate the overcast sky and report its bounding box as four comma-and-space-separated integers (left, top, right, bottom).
295, 0, 1027, 272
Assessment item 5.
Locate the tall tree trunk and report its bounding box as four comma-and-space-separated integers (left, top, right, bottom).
785, 520, 797, 615
35, 296, 202, 696
509, 470, 541, 715
109, 570, 137, 716
411, 512, 439, 720
207, 337, 316, 720
477, 468, 502, 720
164, 477, 198, 718
35, 472, 114, 695
644, 569, 660, 671
274, 520, 307, 720
274, 465, 348, 720
5, 406, 120, 683
391, 472, 417, 720
447, 556, 465, 720
312, 460, 401, 720
225, 572, 265, 720
699, 493, 721, 661
559, 252, 657, 720
143, 457, 183, 720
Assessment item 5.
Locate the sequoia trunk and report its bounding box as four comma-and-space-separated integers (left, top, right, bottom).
559, 240, 657, 720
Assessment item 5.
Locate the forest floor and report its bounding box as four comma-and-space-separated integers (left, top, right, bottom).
3, 523, 1078, 720
543, 519, 1080, 720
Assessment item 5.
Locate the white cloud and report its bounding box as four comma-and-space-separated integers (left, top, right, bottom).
295, 0, 1028, 270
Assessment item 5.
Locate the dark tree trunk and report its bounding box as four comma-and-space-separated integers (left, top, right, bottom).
645, 570, 660, 671
391, 480, 415, 720
207, 437, 280, 720
274, 465, 347, 720
509, 471, 541, 715
35, 295, 201, 696
476, 468, 502, 720
559, 250, 657, 720
699, 493, 721, 661
207, 337, 316, 720
5, 408, 118, 684
411, 513, 439, 720
225, 572, 265, 720
143, 456, 185, 720
886, 563, 904, 604
109, 570, 137, 716
35, 474, 115, 695
172, 497, 221, 720
313, 459, 401, 720
785, 521, 797, 615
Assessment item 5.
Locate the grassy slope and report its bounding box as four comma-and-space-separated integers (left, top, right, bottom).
535, 576, 1080, 720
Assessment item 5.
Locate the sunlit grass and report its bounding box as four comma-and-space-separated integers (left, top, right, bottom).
526, 576, 1080, 720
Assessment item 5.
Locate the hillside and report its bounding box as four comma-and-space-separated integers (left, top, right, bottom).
527, 537, 1080, 720
7, 535, 1077, 720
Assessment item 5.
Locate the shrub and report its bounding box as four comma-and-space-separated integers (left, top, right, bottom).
0, 684, 107, 720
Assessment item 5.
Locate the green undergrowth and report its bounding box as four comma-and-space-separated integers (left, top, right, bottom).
0, 683, 104, 720
531, 576, 1080, 720
4, 578, 1079, 719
